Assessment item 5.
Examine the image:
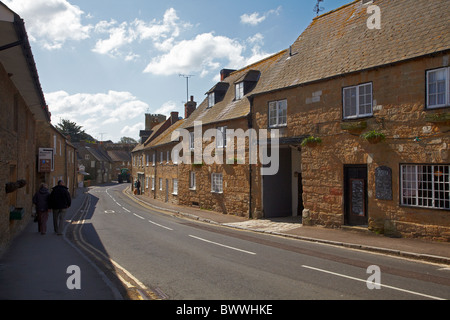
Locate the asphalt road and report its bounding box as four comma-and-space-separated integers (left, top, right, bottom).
74, 183, 450, 300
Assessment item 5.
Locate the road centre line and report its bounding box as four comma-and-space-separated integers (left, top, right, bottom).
148, 220, 173, 231
122, 207, 131, 212
301, 265, 445, 300
189, 235, 256, 255
134, 213, 145, 220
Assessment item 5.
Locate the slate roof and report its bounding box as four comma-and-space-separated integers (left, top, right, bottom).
251, 0, 450, 96
146, 119, 185, 148
181, 49, 287, 130
107, 150, 131, 162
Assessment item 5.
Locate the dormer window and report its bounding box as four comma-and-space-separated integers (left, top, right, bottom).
208, 92, 215, 108
206, 82, 229, 109
234, 70, 260, 101
235, 82, 244, 100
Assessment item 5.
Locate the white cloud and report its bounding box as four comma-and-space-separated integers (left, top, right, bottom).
4, 0, 92, 49
154, 101, 182, 117
46, 90, 149, 141
240, 6, 282, 26
143, 32, 245, 77
93, 8, 191, 58
240, 13, 266, 26
120, 122, 144, 139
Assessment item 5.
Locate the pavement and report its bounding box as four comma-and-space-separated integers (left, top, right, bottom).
0, 184, 449, 300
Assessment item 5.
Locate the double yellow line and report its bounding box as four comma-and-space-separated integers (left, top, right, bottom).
68, 190, 162, 300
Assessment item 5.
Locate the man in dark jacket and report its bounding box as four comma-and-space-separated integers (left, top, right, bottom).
49, 180, 71, 235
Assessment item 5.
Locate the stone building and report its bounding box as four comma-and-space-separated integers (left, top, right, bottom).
249, 0, 450, 240
74, 141, 113, 185
0, 2, 52, 253
175, 52, 286, 216
35, 121, 77, 196
132, 112, 181, 201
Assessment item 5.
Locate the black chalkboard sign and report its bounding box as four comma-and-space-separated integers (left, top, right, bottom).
375, 166, 393, 200
351, 179, 365, 216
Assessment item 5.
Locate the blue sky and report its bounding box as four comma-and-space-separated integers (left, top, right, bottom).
5, 0, 349, 142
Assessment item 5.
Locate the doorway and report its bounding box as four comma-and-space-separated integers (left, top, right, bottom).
344, 165, 368, 226
263, 148, 292, 218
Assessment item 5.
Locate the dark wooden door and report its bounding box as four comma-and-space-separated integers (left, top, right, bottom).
344, 166, 368, 226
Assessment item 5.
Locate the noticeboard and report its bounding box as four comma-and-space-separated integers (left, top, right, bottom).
375, 166, 393, 200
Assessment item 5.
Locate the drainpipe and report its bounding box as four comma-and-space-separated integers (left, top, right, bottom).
248, 96, 254, 219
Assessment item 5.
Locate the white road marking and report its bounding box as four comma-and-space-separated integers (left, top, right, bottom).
133, 213, 145, 220
148, 220, 173, 231
189, 235, 256, 255
301, 265, 445, 300
122, 207, 131, 212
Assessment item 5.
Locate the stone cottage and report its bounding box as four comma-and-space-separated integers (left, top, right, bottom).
249, 0, 450, 240
0, 2, 52, 253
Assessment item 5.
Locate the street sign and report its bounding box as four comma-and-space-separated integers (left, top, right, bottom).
38, 148, 54, 173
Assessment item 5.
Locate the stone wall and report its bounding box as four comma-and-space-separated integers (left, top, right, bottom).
177, 118, 252, 217
0, 63, 38, 255
252, 53, 450, 240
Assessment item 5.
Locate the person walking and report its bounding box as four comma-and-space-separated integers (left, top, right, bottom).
135, 179, 141, 195
49, 180, 71, 235
32, 183, 50, 235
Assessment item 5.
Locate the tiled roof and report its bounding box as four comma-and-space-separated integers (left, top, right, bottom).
181, 49, 287, 130
252, 0, 450, 95
107, 150, 131, 162
146, 119, 185, 148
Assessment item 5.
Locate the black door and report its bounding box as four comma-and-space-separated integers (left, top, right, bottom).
344, 165, 368, 226
263, 148, 292, 218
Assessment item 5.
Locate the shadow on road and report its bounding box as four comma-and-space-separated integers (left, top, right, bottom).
66, 185, 157, 300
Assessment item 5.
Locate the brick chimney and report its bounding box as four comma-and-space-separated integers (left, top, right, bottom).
170, 111, 179, 125
220, 69, 236, 81
184, 96, 197, 119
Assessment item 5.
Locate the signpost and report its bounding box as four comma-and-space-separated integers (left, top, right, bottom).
38, 148, 54, 173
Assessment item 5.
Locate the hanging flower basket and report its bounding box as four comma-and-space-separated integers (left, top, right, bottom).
301, 136, 322, 147
361, 130, 386, 144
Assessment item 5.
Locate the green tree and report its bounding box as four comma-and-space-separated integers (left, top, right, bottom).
55, 119, 95, 142
119, 136, 138, 144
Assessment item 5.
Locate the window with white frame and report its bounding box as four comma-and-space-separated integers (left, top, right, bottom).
159, 178, 163, 191
401, 164, 449, 210
152, 177, 155, 190
189, 132, 195, 151
189, 171, 196, 190
167, 151, 170, 163
146, 177, 149, 189
343, 83, 373, 119
211, 173, 223, 193
208, 92, 215, 108
235, 82, 244, 100
152, 153, 156, 166
268, 100, 287, 127
160, 151, 163, 164
427, 67, 450, 109
216, 126, 227, 148
173, 179, 178, 195
146, 155, 149, 167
